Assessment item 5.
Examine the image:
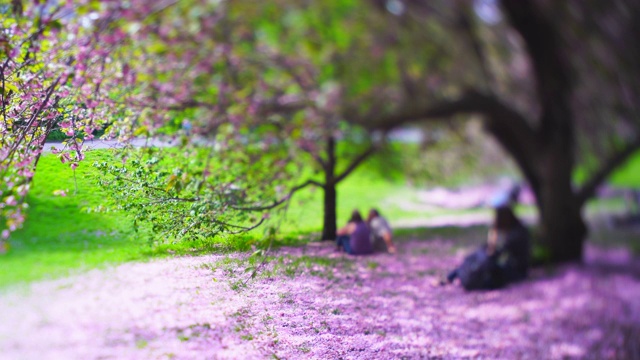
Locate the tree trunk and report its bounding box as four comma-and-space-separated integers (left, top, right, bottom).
321, 136, 337, 241
537, 183, 587, 262
500, 0, 586, 263
321, 182, 337, 241
535, 147, 587, 262
539, 200, 586, 262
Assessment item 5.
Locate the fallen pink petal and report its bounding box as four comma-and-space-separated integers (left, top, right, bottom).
1, 240, 638, 359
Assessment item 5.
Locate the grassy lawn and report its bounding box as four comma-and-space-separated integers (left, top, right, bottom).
1, 147, 638, 288
0, 151, 146, 287
0, 147, 436, 288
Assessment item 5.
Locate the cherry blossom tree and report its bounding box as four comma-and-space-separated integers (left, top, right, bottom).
0, 0, 471, 248
0, 0, 128, 251
89, 0, 454, 243
10, 0, 636, 263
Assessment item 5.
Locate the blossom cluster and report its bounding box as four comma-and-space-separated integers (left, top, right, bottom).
0, 1, 132, 242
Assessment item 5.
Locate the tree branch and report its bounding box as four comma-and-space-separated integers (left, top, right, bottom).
215, 217, 266, 234
365, 90, 536, 146
256, 100, 310, 116
301, 146, 327, 169
358, 89, 543, 200
577, 137, 640, 206
334, 144, 377, 184
164, 98, 309, 116
2, 76, 61, 165
229, 179, 323, 212
166, 100, 213, 111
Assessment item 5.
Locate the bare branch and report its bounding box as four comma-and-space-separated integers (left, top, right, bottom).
166, 100, 214, 111
256, 100, 310, 117
364, 90, 535, 143
230, 179, 323, 212
301, 146, 327, 169
2, 76, 61, 166
356, 89, 543, 196
334, 144, 377, 184
214, 217, 266, 234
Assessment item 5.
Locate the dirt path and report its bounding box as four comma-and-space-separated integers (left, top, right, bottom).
44, 137, 174, 152
1, 238, 638, 359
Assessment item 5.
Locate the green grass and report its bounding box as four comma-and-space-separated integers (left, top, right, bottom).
0, 147, 425, 288
0, 151, 149, 287
2, 147, 638, 289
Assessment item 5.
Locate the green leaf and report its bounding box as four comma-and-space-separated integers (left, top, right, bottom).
1, 82, 18, 95
134, 126, 148, 137
251, 249, 264, 258
165, 174, 178, 192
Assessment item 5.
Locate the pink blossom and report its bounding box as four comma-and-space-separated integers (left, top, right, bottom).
4, 196, 17, 206
60, 153, 71, 164
17, 169, 34, 178
9, 47, 19, 59
53, 189, 68, 197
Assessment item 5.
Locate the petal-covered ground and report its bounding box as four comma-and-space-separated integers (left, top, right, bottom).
1, 235, 639, 359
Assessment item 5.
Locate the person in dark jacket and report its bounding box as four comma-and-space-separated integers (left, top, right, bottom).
488, 206, 530, 282
444, 206, 530, 289
336, 210, 373, 255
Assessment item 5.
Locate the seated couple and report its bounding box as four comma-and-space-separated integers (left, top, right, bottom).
335, 209, 397, 255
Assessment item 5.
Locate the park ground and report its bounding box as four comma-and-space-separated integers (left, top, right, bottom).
1, 228, 639, 359
1, 149, 639, 359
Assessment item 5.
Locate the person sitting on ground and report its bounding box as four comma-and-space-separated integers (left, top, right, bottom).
444, 206, 530, 290
367, 209, 397, 254
336, 210, 373, 255
489, 181, 521, 208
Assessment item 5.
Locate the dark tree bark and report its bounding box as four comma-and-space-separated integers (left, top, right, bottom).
321, 137, 338, 241
501, 0, 584, 262
311, 135, 378, 241
534, 145, 587, 262
321, 184, 338, 240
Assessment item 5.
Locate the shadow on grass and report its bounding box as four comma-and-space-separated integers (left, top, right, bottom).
7, 195, 137, 253
395, 225, 487, 245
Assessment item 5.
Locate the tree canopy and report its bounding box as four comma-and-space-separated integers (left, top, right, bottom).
1, 0, 639, 261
